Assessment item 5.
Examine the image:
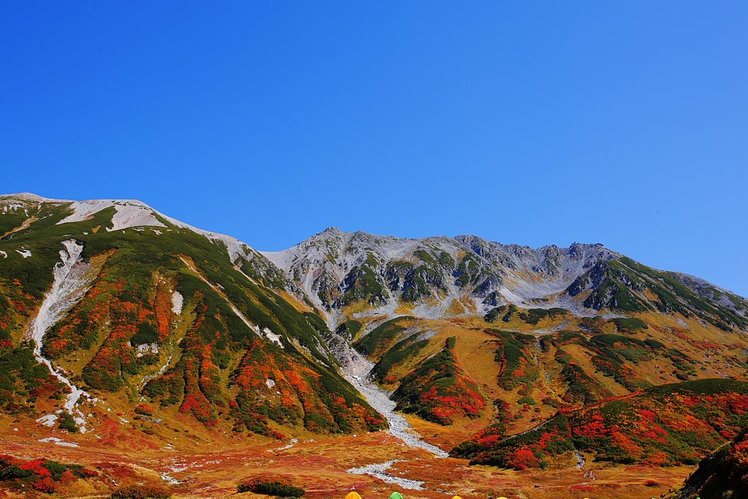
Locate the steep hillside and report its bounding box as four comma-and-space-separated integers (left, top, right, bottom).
453, 379, 748, 469
566, 257, 748, 330
0, 194, 383, 438
669, 428, 748, 499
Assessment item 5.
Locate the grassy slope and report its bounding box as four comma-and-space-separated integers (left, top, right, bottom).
453, 379, 748, 470
668, 429, 748, 499
0, 203, 384, 436
351, 303, 748, 464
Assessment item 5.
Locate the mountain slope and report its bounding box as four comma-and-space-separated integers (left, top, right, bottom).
453, 379, 748, 469
265, 226, 748, 468
0, 194, 384, 438
2, 193, 747, 485
264, 228, 747, 331
669, 428, 748, 499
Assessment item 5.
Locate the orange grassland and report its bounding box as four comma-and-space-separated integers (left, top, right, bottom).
0, 412, 692, 498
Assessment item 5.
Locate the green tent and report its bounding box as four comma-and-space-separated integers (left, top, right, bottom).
389, 493, 404, 499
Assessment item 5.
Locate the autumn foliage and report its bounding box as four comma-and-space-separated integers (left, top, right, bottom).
455, 379, 748, 470
391, 337, 487, 425
0, 455, 96, 494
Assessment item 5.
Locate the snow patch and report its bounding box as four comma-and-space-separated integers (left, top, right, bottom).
0, 250, 6, 258
1, 203, 23, 214
108, 202, 166, 232
56, 200, 113, 225
265, 378, 276, 389
16, 249, 32, 258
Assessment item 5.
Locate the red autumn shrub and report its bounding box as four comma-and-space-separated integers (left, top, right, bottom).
32, 476, 56, 493
508, 448, 540, 469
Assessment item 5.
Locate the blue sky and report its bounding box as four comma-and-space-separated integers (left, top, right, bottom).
2, 2, 747, 295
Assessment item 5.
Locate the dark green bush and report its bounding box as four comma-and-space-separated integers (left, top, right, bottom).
610, 317, 647, 333
130, 323, 158, 346
110, 484, 171, 499
237, 479, 304, 497
58, 411, 79, 433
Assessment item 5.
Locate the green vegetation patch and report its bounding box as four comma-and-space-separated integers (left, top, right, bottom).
353, 317, 413, 358
371, 333, 430, 385
486, 329, 538, 390
337, 253, 387, 306
454, 379, 748, 469
0, 342, 62, 414
335, 319, 362, 339
609, 317, 648, 333
391, 337, 486, 425
484, 305, 517, 323
237, 479, 304, 497
519, 307, 568, 325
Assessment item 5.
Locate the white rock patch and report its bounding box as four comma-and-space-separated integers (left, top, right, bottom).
332, 334, 448, 457
161, 472, 181, 485
39, 437, 79, 448
57, 199, 167, 232
136, 343, 159, 357
263, 327, 284, 348
37, 414, 58, 427
347, 460, 424, 490
28, 240, 95, 432
171, 291, 184, 315
107, 202, 166, 232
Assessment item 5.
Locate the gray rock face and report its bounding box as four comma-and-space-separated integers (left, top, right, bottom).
262, 228, 622, 319
262, 228, 747, 330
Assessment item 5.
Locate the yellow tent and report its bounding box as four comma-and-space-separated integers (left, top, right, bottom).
345, 492, 362, 499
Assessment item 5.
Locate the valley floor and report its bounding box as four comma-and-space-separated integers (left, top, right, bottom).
0, 421, 693, 498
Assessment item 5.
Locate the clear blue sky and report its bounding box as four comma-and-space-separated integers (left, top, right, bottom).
2, 1, 747, 296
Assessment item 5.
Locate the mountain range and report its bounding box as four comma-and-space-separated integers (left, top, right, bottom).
1, 193, 746, 497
